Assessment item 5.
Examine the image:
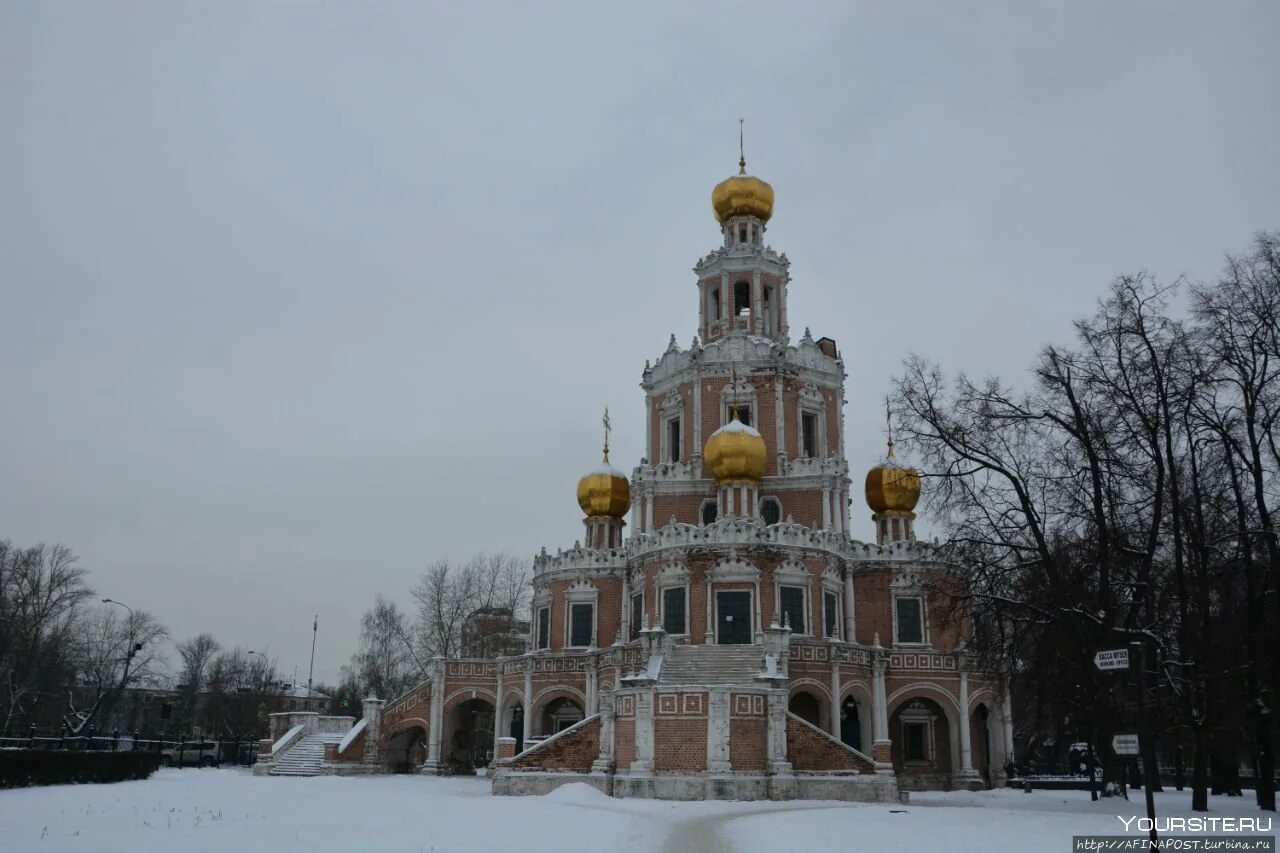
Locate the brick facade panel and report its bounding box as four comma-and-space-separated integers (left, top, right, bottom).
729, 718, 766, 772
654, 718, 707, 772
786, 714, 874, 773
509, 717, 600, 772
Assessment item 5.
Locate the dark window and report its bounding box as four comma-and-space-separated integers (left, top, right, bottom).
895, 597, 924, 644
735, 405, 752, 428
570, 603, 594, 647
802, 412, 818, 457
662, 587, 687, 635
701, 501, 718, 525
903, 722, 928, 762
536, 607, 550, 649
760, 497, 781, 525
780, 586, 806, 634
738, 226, 747, 244
824, 591, 839, 638
734, 280, 749, 315
631, 593, 643, 638
711, 287, 721, 319
668, 417, 681, 462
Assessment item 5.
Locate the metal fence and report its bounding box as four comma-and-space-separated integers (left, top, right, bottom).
0, 728, 260, 767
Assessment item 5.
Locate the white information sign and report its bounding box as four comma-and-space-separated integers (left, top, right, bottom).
1112, 734, 1140, 756
1094, 648, 1130, 671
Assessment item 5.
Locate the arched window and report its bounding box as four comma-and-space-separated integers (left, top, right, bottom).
760, 497, 781, 525
734, 280, 750, 315
701, 500, 718, 525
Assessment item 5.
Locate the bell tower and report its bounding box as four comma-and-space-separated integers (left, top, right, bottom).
698, 124, 789, 343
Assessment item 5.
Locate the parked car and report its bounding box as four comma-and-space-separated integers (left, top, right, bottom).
160, 741, 222, 767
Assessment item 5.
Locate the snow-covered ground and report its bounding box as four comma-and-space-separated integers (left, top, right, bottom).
0, 768, 1273, 853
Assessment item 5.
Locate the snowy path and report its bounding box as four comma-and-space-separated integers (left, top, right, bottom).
0, 768, 1273, 853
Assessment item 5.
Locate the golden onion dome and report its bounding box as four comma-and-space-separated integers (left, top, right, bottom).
704, 411, 768, 484
577, 454, 631, 519
711, 157, 774, 223
865, 452, 921, 514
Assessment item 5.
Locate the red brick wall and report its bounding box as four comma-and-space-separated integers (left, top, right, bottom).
786, 713, 874, 772
615, 717, 635, 768
729, 718, 767, 771
654, 718, 707, 771
509, 717, 600, 772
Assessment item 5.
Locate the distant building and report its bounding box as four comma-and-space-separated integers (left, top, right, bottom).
460, 608, 529, 659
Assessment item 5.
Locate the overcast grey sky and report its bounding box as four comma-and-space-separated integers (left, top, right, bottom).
2, 1, 1277, 685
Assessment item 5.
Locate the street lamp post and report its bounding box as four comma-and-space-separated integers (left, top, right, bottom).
100, 598, 141, 745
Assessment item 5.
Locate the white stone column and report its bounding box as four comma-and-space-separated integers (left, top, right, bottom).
832, 489, 844, 534
645, 487, 655, 531
843, 573, 856, 643
766, 690, 793, 774
644, 396, 653, 463
821, 485, 832, 530
693, 372, 703, 462
829, 663, 842, 738
361, 697, 384, 766
871, 650, 893, 772
591, 692, 615, 774
586, 660, 598, 716
492, 669, 504, 761
707, 689, 731, 773
958, 670, 976, 782
752, 271, 763, 335
522, 665, 533, 745
424, 659, 445, 773
774, 376, 786, 464
705, 579, 715, 645
620, 579, 631, 643
631, 689, 655, 774
1002, 678, 1015, 764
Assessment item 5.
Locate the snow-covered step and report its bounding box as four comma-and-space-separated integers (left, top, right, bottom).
660, 644, 765, 685
267, 734, 327, 777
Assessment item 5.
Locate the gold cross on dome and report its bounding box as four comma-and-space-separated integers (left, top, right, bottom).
602, 407, 612, 460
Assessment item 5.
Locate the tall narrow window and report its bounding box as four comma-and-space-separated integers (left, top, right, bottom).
536, 606, 550, 650
701, 501, 718, 525
734, 280, 749, 315
662, 587, 687, 635
738, 226, 747, 244
903, 722, 928, 762
824, 591, 839, 638
895, 597, 924, 644
569, 603, 594, 647
667, 417, 681, 463
802, 412, 818, 458
780, 586, 806, 635
711, 287, 721, 320
631, 593, 643, 639
735, 405, 752, 428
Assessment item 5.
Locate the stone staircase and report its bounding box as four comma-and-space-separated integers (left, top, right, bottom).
660, 644, 765, 685
267, 733, 333, 777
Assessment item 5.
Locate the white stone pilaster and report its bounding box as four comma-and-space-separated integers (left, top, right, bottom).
843, 573, 856, 643
707, 689, 731, 773
631, 690, 655, 775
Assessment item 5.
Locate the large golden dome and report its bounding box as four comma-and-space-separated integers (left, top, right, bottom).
577, 454, 631, 519
865, 456, 921, 514
704, 412, 768, 484
711, 158, 774, 223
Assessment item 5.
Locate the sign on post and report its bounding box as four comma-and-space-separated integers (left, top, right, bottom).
1112, 734, 1140, 756
1094, 648, 1130, 671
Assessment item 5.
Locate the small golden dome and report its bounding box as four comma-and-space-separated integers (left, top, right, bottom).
711, 158, 774, 223
577, 454, 631, 519
704, 411, 768, 484
865, 455, 921, 514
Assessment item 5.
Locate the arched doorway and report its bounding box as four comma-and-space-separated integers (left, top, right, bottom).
442, 698, 495, 774
385, 725, 427, 773
890, 696, 954, 790
537, 697, 583, 737
973, 703, 992, 788
840, 696, 863, 752
788, 691, 823, 728
505, 701, 525, 754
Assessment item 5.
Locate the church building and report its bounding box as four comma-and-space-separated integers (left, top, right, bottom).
256, 150, 1014, 801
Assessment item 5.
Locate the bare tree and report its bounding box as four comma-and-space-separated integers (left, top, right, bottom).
175, 633, 221, 730
0, 542, 92, 733
65, 604, 167, 734
411, 554, 530, 660
349, 597, 423, 701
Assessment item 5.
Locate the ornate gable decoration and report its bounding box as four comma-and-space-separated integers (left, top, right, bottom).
710, 555, 760, 583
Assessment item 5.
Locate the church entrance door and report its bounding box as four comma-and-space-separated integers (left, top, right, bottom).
716, 591, 752, 644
